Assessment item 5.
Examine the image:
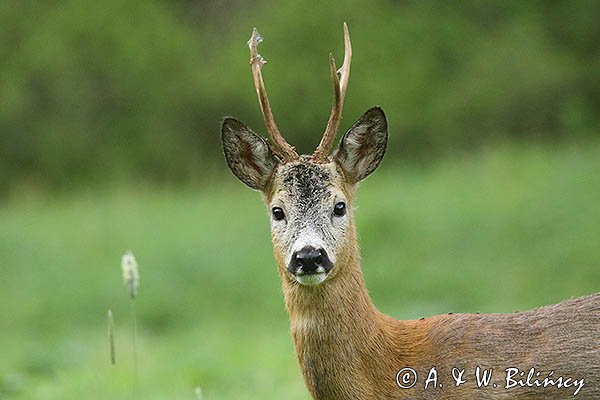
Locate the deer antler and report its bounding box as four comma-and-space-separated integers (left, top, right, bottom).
248, 28, 298, 162
312, 22, 352, 163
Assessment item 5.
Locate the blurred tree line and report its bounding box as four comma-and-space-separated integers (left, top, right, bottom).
1, 0, 598, 194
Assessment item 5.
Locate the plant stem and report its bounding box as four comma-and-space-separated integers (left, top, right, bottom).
131, 300, 138, 399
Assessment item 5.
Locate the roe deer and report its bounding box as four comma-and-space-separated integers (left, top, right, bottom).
221, 24, 599, 400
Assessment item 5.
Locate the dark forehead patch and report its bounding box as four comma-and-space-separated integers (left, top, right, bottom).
281, 162, 333, 211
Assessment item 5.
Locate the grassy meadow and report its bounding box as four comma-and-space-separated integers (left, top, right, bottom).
1, 142, 599, 399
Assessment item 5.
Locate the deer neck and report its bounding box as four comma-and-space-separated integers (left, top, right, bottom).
283, 248, 381, 332
279, 234, 402, 398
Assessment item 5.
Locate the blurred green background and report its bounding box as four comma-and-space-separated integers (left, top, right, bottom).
0, 1, 598, 399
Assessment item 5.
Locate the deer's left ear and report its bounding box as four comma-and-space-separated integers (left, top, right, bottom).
334, 107, 388, 183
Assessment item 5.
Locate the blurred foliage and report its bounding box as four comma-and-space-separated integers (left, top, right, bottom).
1, 143, 599, 398
1, 0, 599, 193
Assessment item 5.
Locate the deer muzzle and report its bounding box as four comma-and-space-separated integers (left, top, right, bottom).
288, 246, 334, 286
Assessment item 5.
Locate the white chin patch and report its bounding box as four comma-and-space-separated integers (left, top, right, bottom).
294, 272, 328, 286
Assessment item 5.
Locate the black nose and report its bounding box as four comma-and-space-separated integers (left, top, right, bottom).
288, 246, 333, 275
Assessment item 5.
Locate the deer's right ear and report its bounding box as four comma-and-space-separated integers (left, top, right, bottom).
221, 117, 277, 191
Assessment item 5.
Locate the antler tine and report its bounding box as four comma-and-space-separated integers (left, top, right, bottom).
248, 28, 298, 162
313, 22, 352, 162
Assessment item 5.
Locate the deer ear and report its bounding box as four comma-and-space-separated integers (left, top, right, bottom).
334, 107, 388, 183
221, 117, 277, 190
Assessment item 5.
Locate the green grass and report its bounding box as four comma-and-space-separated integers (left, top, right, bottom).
1, 142, 599, 399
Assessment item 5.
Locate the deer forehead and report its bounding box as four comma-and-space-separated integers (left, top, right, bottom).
270, 161, 346, 212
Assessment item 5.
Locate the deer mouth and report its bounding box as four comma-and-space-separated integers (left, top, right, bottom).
287, 246, 334, 286
294, 268, 329, 286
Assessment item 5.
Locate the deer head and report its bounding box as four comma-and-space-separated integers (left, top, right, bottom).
222, 24, 388, 287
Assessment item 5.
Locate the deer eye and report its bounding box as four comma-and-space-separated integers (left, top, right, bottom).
272, 207, 285, 221
333, 202, 346, 217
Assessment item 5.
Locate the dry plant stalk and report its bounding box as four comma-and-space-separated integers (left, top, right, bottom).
107, 309, 116, 365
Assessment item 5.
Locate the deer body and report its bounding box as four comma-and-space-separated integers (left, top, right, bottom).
221, 25, 599, 399
290, 286, 599, 399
